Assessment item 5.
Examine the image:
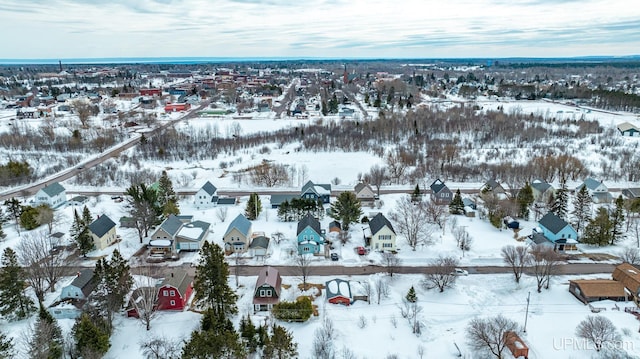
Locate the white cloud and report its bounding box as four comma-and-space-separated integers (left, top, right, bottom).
0, 0, 639, 59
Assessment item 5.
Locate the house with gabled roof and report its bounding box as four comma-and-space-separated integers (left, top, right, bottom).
88, 214, 117, 250
354, 182, 376, 207
249, 233, 270, 257
34, 182, 66, 208
623, 188, 640, 200
482, 179, 506, 194
194, 181, 218, 208
613, 263, 640, 305
531, 179, 555, 203
223, 214, 252, 254
368, 213, 396, 252
538, 212, 578, 251
148, 215, 210, 260
325, 278, 352, 305
569, 279, 627, 304
301, 180, 331, 204
297, 213, 325, 254
576, 177, 612, 204
156, 270, 193, 311
175, 220, 210, 251
253, 267, 282, 312
61, 269, 96, 301
430, 178, 453, 205
617, 122, 640, 137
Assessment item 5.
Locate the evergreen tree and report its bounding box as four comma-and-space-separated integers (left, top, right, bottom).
277, 200, 291, 222
449, 189, 465, 215
81, 205, 93, 226
581, 208, 612, 246
516, 182, 534, 219
157, 170, 179, 217
126, 183, 162, 243
0, 221, 5, 239
245, 193, 262, 220
72, 313, 110, 356
76, 227, 95, 257
193, 242, 237, 317
262, 325, 298, 359
550, 180, 568, 220
240, 314, 258, 353
93, 250, 133, 333
29, 303, 64, 359
412, 184, 421, 202
20, 205, 40, 230
70, 209, 83, 239
182, 309, 245, 359
330, 192, 362, 231
0, 332, 13, 358
406, 286, 418, 303
610, 195, 626, 245
571, 185, 592, 235
0, 248, 35, 320
4, 197, 22, 233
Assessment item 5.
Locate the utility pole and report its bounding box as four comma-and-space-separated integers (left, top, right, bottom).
524, 291, 530, 333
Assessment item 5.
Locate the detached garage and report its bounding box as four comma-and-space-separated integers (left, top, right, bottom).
569, 279, 627, 304
176, 220, 210, 252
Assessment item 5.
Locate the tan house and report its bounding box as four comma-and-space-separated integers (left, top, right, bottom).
613, 263, 640, 304
354, 182, 376, 207
368, 213, 396, 252
223, 214, 252, 254
88, 215, 117, 250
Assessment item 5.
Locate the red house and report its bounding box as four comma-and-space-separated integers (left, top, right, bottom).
164, 103, 191, 113
156, 270, 193, 311
140, 88, 162, 96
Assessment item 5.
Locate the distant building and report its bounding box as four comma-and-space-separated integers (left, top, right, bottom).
34, 182, 66, 208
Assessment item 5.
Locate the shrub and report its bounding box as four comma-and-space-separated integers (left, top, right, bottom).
272, 297, 313, 322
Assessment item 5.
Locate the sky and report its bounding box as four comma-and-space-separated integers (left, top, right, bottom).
1, 0, 640, 60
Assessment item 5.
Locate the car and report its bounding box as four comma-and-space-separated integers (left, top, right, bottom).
330, 253, 339, 261
452, 268, 468, 276
356, 246, 367, 255
76, 166, 84, 170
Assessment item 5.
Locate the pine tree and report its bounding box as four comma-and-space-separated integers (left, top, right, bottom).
0, 332, 13, 358
571, 185, 592, 235
516, 182, 534, 219
81, 205, 93, 226
581, 208, 612, 246
330, 191, 363, 231
29, 303, 64, 359
20, 205, 40, 230
0, 221, 5, 239
182, 309, 245, 359
277, 200, 291, 222
240, 314, 258, 353
412, 184, 421, 202
550, 180, 568, 220
70, 209, 83, 239
193, 242, 237, 317
610, 195, 626, 245
245, 193, 262, 220
76, 227, 95, 257
72, 313, 110, 356
93, 250, 133, 333
262, 325, 298, 359
449, 189, 465, 215
0, 248, 35, 320
406, 286, 418, 303
158, 170, 179, 217
3, 197, 22, 234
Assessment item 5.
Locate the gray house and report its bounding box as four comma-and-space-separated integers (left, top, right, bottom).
576, 177, 612, 204
430, 179, 453, 205
249, 234, 270, 257
60, 269, 95, 301
530, 180, 555, 203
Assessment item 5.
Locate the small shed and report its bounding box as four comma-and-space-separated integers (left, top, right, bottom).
569, 279, 627, 304
503, 331, 529, 359
325, 278, 352, 306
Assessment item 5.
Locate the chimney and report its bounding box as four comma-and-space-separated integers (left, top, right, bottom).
76, 271, 81, 277
171, 272, 174, 278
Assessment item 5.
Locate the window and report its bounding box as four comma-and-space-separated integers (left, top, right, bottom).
379, 235, 391, 241
303, 247, 309, 252
303, 235, 308, 241
170, 290, 176, 297
383, 243, 393, 248
163, 290, 168, 296
170, 300, 175, 306
260, 289, 272, 297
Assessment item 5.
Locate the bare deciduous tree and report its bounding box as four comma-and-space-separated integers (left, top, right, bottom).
271, 231, 285, 244
296, 254, 312, 290
530, 244, 561, 292
132, 285, 160, 331
249, 160, 289, 187
374, 275, 390, 304
139, 335, 181, 359
576, 315, 620, 352
424, 200, 448, 230
501, 245, 530, 283
361, 279, 372, 304
365, 164, 387, 198
422, 255, 458, 292
17, 231, 64, 301
466, 315, 519, 359
389, 195, 434, 251
382, 252, 401, 277
619, 246, 640, 265
72, 99, 94, 127
454, 227, 473, 256
216, 207, 228, 222
400, 299, 423, 335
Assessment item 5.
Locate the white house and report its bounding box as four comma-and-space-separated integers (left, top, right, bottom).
368, 213, 397, 252
34, 182, 66, 208
194, 181, 218, 208
576, 177, 613, 204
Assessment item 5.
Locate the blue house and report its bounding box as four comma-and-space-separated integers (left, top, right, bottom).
296, 213, 325, 254
538, 213, 578, 251
301, 181, 331, 204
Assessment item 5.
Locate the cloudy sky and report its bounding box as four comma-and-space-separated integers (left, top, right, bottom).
1, 0, 639, 60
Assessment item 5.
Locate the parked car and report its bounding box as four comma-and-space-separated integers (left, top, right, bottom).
330, 253, 339, 261
356, 246, 367, 255
452, 268, 468, 276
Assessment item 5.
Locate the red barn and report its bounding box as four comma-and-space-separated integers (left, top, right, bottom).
140, 88, 162, 96
156, 271, 193, 311
164, 103, 191, 113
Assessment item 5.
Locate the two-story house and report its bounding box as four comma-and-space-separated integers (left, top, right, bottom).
354, 182, 376, 207
538, 212, 578, 251
194, 181, 218, 209
88, 214, 117, 250
576, 177, 613, 204
301, 180, 331, 204
297, 213, 325, 254
223, 214, 252, 254
430, 179, 453, 205
156, 270, 193, 311
368, 213, 397, 252
253, 267, 282, 312
34, 182, 66, 208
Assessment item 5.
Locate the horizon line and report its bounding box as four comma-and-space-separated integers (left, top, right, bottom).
1, 55, 640, 65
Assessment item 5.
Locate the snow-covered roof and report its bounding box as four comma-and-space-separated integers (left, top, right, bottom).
149, 239, 172, 247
